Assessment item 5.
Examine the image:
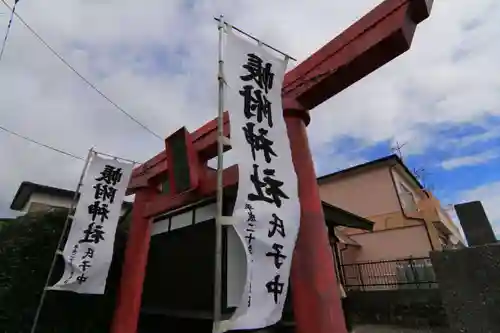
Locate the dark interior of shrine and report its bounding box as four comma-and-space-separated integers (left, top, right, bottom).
136, 193, 372, 332
137, 193, 295, 332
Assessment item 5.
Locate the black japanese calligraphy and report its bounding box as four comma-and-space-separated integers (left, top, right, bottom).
70, 244, 79, 258
76, 274, 88, 285
82, 248, 94, 259
93, 183, 117, 203
248, 164, 289, 208
242, 122, 277, 163
245, 233, 256, 254
79, 222, 105, 244
240, 53, 274, 93
65, 244, 80, 284
79, 260, 91, 272
265, 243, 287, 269
248, 282, 252, 307
239, 85, 273, 128
95, 165, 123, 186
245, 203, 256, 254
266, 274, 284, 304
246, 203, 256, 223
268, 213, 285, 238
88, 201, 110, 223
235, 48, 293, 311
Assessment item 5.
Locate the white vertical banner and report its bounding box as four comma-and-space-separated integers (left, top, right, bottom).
224, 29, 301, 330
49, 153, 133, 294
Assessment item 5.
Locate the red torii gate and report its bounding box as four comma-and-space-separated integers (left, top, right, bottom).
111, 0, 433, 332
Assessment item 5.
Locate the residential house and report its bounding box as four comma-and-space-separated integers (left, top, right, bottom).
317, 155, 466, 291
318, 154, 464, 263
10, 181, 132, 215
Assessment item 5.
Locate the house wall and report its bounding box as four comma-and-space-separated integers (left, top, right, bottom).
347, 225, 432, 263
391, 167, 464, 246
391, 169, 425, 202
391, 167, 425, 217
341, 225, 435, 294
318, 164, 443, 254
26, 193, 73, 212
319, 166, 400, 218
338, 243, 360, 266
25, 192, 129, 215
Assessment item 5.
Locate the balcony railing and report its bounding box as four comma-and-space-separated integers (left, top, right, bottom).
341, 257, 438, 291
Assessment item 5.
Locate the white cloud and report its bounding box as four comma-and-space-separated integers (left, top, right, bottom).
458, 181, 500, 234
0, 0, 500, 216
444, 127, 500, 149
440, 150, 499, 170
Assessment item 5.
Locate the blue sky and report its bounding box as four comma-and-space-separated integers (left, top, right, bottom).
0, 0, 499, 238
313, 117, 500, 237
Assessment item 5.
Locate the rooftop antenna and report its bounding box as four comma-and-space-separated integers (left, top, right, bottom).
413, 167, 435, 192
390, 140, 407, 161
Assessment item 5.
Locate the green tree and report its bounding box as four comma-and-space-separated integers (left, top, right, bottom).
0, 210, 128, 332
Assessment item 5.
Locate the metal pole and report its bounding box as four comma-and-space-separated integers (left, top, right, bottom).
92, 149, 140, 164
30, 148, 94, 333
213, 17, 297, 62
212, 14, 225, 333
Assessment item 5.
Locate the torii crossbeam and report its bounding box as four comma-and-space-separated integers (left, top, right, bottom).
111, 1, 433, 332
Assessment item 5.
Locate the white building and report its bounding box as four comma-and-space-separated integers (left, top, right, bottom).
10, 181, 132, 215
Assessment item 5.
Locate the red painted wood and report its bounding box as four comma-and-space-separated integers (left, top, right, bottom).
144, 164, 238, 218
110, 187, 158, 333
164, 127, 201, 194
284, 111, 348, 333
127, 115, 231, 192
284, 2, 415, 109
283, 0, 410, 87
113, 1, 434, 332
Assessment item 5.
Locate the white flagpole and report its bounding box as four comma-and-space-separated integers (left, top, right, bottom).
213, 14, 225, 333
30, 147, 94, 333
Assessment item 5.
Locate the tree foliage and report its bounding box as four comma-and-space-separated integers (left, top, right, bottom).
0, 210, 128, 332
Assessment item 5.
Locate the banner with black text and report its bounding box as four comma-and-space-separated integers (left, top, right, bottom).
223, 29, 301, 331
50, 154, 133, 294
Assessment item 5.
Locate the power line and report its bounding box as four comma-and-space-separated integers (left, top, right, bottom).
0, 0, 18, 63
0, 123, 85, 160
0, 0, 163, 141
0, 123, 144, 165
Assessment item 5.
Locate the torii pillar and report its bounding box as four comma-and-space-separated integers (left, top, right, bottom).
110, 1, 433, 332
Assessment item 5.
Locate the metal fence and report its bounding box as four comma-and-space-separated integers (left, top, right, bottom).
341, 257, 438, 291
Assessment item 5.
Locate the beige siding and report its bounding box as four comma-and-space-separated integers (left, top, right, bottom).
319, 166, 400, 218
349, 225, 432, 262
